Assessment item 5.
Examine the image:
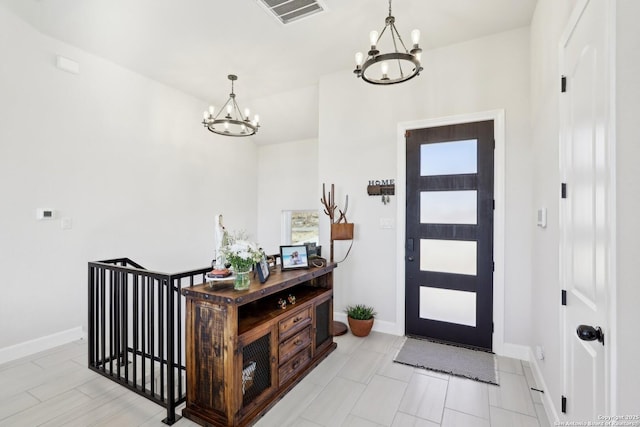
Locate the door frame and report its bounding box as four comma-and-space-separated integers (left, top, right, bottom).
396, 109, 507, 355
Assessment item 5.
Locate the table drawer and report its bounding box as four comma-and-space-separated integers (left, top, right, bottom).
279, 307, 311, 340
278, 346, 311, 387
279, 326, 312, 365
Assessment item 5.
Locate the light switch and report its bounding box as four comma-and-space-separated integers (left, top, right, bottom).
537, 208, 547, 228
61, 218, 73, 230
380, 218, 394, 229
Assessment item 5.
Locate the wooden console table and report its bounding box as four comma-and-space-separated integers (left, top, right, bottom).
181, 263, 336, 426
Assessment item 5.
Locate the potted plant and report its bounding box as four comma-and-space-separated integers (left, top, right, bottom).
345, 304, 376, 337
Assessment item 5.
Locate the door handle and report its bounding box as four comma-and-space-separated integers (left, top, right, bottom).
576, 325, 604, 345
407, 256, 414, 262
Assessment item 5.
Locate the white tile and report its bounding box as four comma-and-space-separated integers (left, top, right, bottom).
75, 374, 127, 399
414, 367, 450, 381
442, 409, 491, 427
140, 410, 201, 427
32, 343, 86, 369
398, 372, 448, 423
0, 392, 39, 421
334, 332, 365, 355
90, 396, 165, 426
40, 386, 145, 427
337, 349, 385, 384
490, 406, 540, 427
341, 414, 385, 427
391, 412, 440, 427
300, 376, 365, 426
377, 358, 415, 383
28, 363, 97, 401
287, 418, 324, 427
359, 331, 399, 355
496, 356, 523, 375
255, 377, 324, 427
351, 375, 408, 426
0, 389, 91, 426
303, 350, 350, 387
445, 376, 490, 420
488, 371, 536, 416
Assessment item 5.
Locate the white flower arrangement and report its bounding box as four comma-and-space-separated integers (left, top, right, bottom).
221, 232, 263, 272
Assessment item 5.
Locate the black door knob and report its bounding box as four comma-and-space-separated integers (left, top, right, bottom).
407, 256, 414, 262
576, 325, 604, 345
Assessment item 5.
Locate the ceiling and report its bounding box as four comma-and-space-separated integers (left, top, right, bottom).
2, 0, 537, 143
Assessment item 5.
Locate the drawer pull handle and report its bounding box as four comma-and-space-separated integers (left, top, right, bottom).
292, 361, 300, 369
294, 339, 302, 346
293, 317, 301, 323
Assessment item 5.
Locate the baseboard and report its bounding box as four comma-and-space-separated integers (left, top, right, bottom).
498, 342, 531, 360
333, 313, 402, 336
0, 327, 85, 365
528, 347, 559, 425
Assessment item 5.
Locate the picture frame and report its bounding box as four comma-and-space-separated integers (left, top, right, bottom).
279, 245, 310, 271
256, 254, 271, 283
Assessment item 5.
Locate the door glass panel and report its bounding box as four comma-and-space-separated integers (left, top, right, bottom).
421, 191, 477, 224
420, 139, 477, 176
419, 287, 476, 327
420, 239, 477, 276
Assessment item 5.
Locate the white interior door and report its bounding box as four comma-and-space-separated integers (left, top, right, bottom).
560, 0, 612, 419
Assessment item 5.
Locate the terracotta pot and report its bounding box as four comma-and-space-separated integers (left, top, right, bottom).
347, 316, 374, 337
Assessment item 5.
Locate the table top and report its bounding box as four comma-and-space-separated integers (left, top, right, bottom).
182, 262, 336, 306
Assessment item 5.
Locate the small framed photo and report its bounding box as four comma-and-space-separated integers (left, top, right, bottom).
256, 255, 271, 283
279, 245, 309, 271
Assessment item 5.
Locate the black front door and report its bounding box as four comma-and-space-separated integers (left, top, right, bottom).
405, 120, 494, 350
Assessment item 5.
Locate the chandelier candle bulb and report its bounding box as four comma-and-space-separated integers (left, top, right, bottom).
369, 30, 379, 47
254, 114, 259, 124
381, 61, 389, 80
355, 52, 364, 67
209, 105, 215, 115
244, 108, 250, 119
411, 29, 421, 45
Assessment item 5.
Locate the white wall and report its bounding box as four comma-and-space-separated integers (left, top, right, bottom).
0, 6, 258, 357
318, 27, 532, 344
615, 0, 640, 414
256, 139, 319, 254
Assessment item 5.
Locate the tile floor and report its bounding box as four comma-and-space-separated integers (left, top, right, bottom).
0, 332, 551, 426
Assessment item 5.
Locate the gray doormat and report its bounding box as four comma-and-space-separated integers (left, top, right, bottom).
394, 337, 499, 385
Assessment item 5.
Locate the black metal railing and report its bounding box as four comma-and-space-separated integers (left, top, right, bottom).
88, 258, 209, 424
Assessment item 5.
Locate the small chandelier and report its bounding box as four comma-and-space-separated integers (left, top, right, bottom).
202, 74, 260, 137
353, 0, 422, 85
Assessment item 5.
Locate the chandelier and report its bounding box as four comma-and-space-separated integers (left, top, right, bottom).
353, 0, 422, 85
202, 75, 260, 137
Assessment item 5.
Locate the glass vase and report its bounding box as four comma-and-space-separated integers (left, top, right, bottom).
234, 268, 251, 291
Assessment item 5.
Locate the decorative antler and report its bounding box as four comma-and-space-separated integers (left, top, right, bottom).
321, 183, 349, 224
336, 195, 349, 223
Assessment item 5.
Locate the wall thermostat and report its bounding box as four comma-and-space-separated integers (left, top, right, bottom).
37, 208, 55, 220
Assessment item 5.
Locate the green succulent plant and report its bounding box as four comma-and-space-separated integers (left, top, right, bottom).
345, 304, 376, 320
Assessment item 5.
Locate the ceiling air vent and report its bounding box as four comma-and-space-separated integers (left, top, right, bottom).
257, 0, 327, 25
